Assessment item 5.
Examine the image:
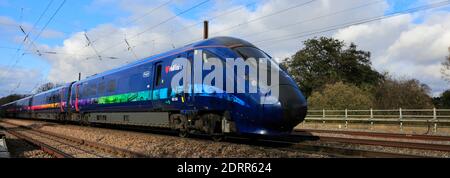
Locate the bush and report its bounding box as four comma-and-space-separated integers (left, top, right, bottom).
373, 77, 434, 109
433, 90, 450, 109
308, 82, 374, 110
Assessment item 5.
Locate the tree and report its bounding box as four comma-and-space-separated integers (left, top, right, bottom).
35, 82, 63, 93
308, 82, 374, 110
283, 37, 383, 97
433, 90, 450, 109
441, 90, 450, 109
442, 47, 450, 82
373, 76, 434, 109
0, 94, 28, 106
0, 94, 29, 117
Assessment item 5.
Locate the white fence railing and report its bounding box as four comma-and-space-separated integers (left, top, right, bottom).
304, 108, 450, 132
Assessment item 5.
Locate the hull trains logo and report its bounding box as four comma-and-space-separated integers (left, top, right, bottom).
168, 64, 183, 73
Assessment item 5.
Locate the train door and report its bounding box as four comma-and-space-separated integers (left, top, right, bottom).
28, 96, 33, 118
75, 84, 80, 112
186, 51, 196, 107
151, 61, 167, 111
146, 65, 154, 109
59, 88, 65, 113
167, 53, 194, 110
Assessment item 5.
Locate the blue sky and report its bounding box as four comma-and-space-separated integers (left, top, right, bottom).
0, 0, 449, 97
0, 0, 419, 54
0, 0, 420, 64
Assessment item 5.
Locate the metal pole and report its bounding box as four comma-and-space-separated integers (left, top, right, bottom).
78, 73, 81, 81
203, 20, 209, 39
370, 108, 373, 120
399, 108, 403, 132
370, 108, 374, 129
433, 108, 437, 133
345, 109, 348, 129
345, 109, 348, 119
433, 108, 437, 120
322, 109, 326, 124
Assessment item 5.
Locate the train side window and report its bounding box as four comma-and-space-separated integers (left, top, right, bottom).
107, 80, 116, 93
155, 64, 163, 86
89, 83, 96, 97
82, 85, 89, 97
98, 82, 105, 95
129, 74, 141, 91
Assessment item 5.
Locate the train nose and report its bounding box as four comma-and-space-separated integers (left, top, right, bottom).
278, 84, 308, 129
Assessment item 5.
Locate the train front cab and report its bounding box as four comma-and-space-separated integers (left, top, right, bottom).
209, 40, 308, 136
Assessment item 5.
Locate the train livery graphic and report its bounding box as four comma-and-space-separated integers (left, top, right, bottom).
1, 37, 307, 138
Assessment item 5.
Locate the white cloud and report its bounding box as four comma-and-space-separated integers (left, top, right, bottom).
0, 65, 43, 97
334, 11, 450, 96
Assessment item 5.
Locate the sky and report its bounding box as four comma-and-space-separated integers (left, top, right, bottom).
0, 0, 449, 97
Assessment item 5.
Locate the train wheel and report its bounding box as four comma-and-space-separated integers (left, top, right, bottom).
179, 130, 189, 138
203, 113, 225, 142
212, 135, 224, 142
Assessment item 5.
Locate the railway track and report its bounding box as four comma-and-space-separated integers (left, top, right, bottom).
0, 119, 440, 158
293, 129, 450, 153
241, 132, 426, 158
296, 129, 450, 142
258, 138, 423, 158
0, 130, 10, 158
0, 121, 147, 158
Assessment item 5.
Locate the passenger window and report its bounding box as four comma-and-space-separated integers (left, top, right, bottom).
98, 82, 105, 95
89, 83, 97, 97
129, 74, 141, 91
107, 80, 116, 93
83, 85, 89, 97
155, 64, 163, 86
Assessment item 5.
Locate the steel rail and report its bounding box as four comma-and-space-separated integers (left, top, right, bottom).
259, 138, 423, 158
5, 129, 73, 158
295, 129, 450, 142
292, 132, 450, 152
0, 119, 433, 158
1, 121, 148, 158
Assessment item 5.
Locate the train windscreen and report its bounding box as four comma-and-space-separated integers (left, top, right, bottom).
233, 47, 273, 61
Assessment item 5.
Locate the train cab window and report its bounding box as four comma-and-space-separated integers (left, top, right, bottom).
202, 50, 219, 64
233, 46, 278, 81
233, 47, 272, 60
155, 64, 163, 86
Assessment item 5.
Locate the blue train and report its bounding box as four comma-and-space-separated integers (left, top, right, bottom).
1, 37, 307, 139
